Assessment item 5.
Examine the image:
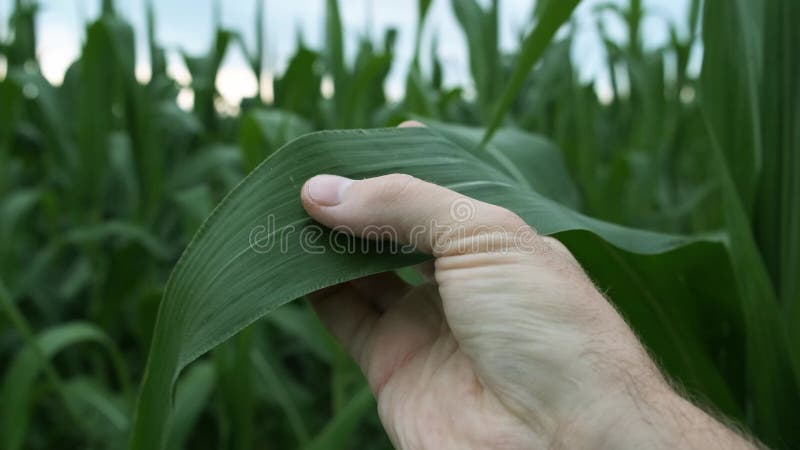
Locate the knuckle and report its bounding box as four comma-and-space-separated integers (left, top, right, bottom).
541, 236, 584, 271
384, 173, 418, 187
492, 206, 529, 231
543, 236, 571, 255
378, 174, 420, 201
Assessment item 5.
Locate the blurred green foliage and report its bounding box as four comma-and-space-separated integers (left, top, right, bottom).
0, 0, 798, 448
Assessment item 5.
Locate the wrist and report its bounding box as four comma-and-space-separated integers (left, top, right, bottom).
551, 373, 668, 449
555, 377, 756, 450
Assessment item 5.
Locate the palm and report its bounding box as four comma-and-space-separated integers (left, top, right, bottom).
310, 274, 536, 449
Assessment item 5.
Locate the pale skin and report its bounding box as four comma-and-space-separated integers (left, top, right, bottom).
300, 128, 757, 449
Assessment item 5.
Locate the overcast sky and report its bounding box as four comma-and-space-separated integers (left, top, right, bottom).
0, 0, 697, 105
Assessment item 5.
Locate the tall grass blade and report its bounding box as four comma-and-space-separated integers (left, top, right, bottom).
757, 0, 800, 383
482, 0, 580, 145
412, 0, 434, 65
700, 1, 800, 444
6, 0, 37, 66
145, 0, 166, 78
273, 45, 321, 120
700, 0, 763, 214
183, 29, 232, 132
450, 0, 499, 119
165, 362, 216, 450
239, 109, 311, 172
0, 314, 131, 450
325, 0, 347, 127
251, 346, 311, 445
304, 385, 374, 450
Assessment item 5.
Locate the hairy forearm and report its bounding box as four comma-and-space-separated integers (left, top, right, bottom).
557, 381, 759, 450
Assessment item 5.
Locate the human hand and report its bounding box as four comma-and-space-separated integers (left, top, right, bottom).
301, 169, 756, 449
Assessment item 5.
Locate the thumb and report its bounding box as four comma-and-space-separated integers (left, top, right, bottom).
301, 174, 545, 256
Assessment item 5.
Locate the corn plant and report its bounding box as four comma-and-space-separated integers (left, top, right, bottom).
0, 0, 798, 449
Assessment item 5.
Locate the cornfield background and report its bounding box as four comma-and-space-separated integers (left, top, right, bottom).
0, 0, 798, 448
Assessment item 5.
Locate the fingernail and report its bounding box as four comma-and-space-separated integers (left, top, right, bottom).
306, 175, 353, 206
398, 120, 425, 128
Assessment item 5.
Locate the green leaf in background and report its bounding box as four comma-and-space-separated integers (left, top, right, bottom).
421, 119, 581, 208
451, 0, 499, 119
165, 362, 216, 450
303, 385, 374, 450
166, 144, 241, 193
5, 69, 80, 175
699, 0, 763, 215
0, 79, 22, 165
412, 0, 434, 64
325, 0, 347, 127
214, 330, 255, 450
64, 377, 131, 445
0, 321, 131, 450
273, 45, 321, 120
0, 189, 40, 266
77, 15, 137, 212
482, 0, 581, 144
145, 0, 167, 78
130, 126, 748, 448
239, 109, 312, 172
183, 28, 233, 132
344, 39, 395, 128
701, 0, 800, 446
5, 0, 37, 66
757, 0, 800, 383
250, 342, 311, 445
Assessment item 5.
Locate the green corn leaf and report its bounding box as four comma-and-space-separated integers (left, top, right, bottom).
130, 126, 747, 449
166, 144, 241, 192
251, 344, 311, 445
303, 385, 374, 450
417, 0, 433, 28
165, 362, 216, 450
0, 79, 23, 164
0, 320, 131, 450
253, 0, 266, 93
64, 377, 131, 443
422, 119, 580, 208
263, 305, 334, 364
324, 0, 345, 86
214, 330, 255, 450
325, 0, 347, 127
701, 0, 800, 445
482, 0, 580, 145
700, 121, 797, 447
404, 69, 438, 118
78, 16, 136, 212
171, 186, 216, 234
274, 46, 321, 120
451, 0, 499, 119
182, 29, 233, 131
6, 69, 79, 174
0, 189, 41, 259
145, 0, 166, 78
699, 0, 763, 214
758, 0, 800, 382
412, 0, 434, 65
6, 0, 37, 66
63, 221, 172, 261
343, 41, 394, 128
239, 110, 311, 172
102, 0, 115, 16
107, 131, 141, 217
